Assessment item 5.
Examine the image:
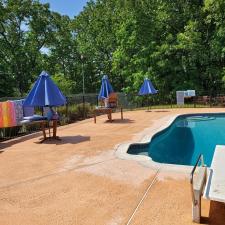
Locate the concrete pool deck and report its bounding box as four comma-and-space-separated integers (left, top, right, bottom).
0, 108, 225, 225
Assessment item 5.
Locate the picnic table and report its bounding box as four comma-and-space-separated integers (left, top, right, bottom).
40, 119, 60, 143
93, 107, 123, 123
21, 119, 60, 143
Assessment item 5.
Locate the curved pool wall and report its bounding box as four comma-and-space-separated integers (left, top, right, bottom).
126, 113, 225, 167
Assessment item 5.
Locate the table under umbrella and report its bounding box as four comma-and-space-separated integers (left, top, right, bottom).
23, 71, 66, 107
98, 75, 114, 100
138, 78, 158, 110
23, 71, 67, 142
94, 75, 123, 123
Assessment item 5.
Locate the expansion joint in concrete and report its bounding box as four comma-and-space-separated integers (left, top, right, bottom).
126, 168, 161, 225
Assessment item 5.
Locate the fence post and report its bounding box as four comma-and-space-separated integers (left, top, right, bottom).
82, 94, 85, 119
96, 94, 98, 107
66, 102, 69, 122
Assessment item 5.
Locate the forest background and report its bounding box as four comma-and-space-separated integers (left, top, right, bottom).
1, 0, 225, 98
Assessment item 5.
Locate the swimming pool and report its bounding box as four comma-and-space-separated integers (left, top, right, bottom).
128, 114, 225, 166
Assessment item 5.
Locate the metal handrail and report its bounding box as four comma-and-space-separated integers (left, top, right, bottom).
190, 154, 204, 205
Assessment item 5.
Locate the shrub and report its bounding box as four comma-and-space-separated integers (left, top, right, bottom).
76, 103, 93, 119
56, 103, 94, 123
0, 126, 21, 139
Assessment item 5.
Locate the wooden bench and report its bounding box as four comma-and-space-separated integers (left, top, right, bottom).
93, 107, 123, 123
94, 92, 123, 123
20, 119, 59, 143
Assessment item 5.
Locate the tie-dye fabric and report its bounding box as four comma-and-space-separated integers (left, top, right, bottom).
0, 101, 17, 128
0, 103, 3, 128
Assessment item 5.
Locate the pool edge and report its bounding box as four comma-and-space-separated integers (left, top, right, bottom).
115, 113, 219, 172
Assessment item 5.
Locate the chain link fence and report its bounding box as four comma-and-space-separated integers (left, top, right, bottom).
0, 92, 224, 141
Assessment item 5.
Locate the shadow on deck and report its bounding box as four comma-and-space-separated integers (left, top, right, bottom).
37, 135, 90, 145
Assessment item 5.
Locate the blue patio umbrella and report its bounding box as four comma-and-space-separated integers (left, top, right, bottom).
138, 78, 158, 110
98, 75, 114, 100
23, 71, 66, 107
138, 78, 158, 95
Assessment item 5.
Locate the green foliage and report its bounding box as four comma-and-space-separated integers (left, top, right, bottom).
0, 0, 55, 96
76, 103, 93, 118
1, 0, 225, 98
57, 103, 93, 124
51, 73, 75, 95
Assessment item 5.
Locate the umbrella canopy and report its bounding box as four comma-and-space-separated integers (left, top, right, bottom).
23, 71, 66, 107
98, 75, 114, 100
138, 78, 158, 96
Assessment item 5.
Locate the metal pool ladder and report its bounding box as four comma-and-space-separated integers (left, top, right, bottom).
190, 154, 207, 223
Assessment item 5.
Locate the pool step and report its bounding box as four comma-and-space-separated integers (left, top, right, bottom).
192, 167, 207, 223
190, 155, 207, 223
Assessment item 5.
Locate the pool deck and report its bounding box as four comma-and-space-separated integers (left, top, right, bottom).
0, 108, 225, 225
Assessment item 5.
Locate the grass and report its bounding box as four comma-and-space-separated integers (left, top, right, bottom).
124, 104, 209, 111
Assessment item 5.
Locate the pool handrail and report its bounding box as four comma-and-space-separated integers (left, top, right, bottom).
190, 154, 205, 205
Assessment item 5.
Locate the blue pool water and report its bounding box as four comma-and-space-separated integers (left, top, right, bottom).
128, 114, 225, 166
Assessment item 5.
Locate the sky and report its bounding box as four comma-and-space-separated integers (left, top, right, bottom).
39, 0, 89, 18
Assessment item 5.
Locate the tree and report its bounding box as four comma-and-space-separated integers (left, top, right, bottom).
0, 0, 55, 96
1, 0, 225, 98
73, 0, 120, 92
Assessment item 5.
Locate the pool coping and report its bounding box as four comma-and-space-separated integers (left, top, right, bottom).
115, 113, 220, 173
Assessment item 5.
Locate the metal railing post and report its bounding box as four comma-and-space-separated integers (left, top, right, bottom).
190, 154, 207, 223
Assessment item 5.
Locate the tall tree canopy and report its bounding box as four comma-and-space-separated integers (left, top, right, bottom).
0, 0, 55, 96
0, 0, 225, 97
